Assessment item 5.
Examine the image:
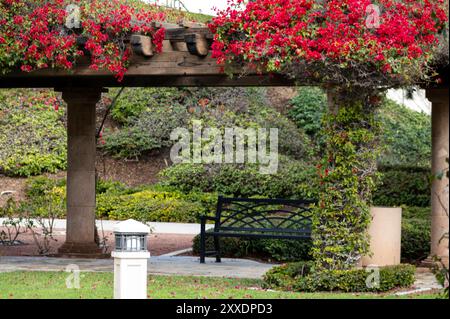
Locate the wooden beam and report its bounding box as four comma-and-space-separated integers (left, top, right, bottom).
0, 51, 296, 88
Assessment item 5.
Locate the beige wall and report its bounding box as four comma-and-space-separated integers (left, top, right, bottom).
362, 207, 402, 267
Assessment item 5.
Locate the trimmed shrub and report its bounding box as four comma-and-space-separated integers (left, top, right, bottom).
263, 263, 416, 292
159, 157, 319, 200
17, 176, 217, 223
96, 191, 206, 223
374, 166, 431, 207
96, 186, 217, 223
401, 206, 431, 263
262, 261, 314, 290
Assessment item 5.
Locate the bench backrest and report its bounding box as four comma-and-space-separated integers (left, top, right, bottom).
215, 196, 314, 238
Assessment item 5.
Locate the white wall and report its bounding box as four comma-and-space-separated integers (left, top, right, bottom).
386, 88, 431, 115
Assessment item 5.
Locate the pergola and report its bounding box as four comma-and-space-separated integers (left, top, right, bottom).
0, 24, 448, 265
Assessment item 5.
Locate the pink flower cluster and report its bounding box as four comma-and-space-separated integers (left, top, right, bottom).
210, 0, 448, 79
0, 0, 166, 81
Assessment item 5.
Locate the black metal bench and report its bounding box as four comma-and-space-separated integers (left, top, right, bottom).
199, 196, 314, 263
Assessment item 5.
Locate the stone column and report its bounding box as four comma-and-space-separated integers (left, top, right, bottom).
57, 88, 104, 258
427, 88, 449, 267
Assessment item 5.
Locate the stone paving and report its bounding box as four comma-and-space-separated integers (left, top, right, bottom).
0, 256, 275, 279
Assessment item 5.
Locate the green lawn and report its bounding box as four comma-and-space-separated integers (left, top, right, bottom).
0, 271, 442, 299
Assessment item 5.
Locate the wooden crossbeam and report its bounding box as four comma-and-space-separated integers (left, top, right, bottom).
0, 51, 295, 88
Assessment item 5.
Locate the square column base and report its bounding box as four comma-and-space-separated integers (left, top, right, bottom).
56, 242, 110, 259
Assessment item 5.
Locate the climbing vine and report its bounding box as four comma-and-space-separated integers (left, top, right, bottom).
0, 0, 166, 81
313, 89, 383, 270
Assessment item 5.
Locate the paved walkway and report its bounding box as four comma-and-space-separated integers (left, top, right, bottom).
0, 218, 214, 235
0, 256, 275, 279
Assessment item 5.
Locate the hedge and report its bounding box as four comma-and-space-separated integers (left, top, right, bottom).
401, 206, 431, 263
263, 262, 416, 292
374, 165, 431, 207
159, 157, 318, 200
96, 189, 215, 223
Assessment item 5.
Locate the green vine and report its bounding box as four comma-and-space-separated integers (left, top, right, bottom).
312, 88, 383, 270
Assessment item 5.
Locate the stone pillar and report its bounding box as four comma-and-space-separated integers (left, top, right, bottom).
427, 88, 449, 267
57, 88, 104, 258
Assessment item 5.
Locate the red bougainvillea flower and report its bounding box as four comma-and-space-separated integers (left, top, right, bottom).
0, 0, 166, 81
210, 0, 448, 86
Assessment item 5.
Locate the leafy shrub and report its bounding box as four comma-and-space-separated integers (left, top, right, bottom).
263, 263, 416, 292
19, 176, 217, 223
96, 191, 205, 223
252, 106, 315, 160
96, 187, 216, 223
0, 89, 66, 177
262, 261, 314, 290
109, 88, 182, 124
378, 98, 431, 167
288, 91, 432, 168
288, 87, 327, 137
192, 235, 312, 262
24, 176, 65, 199
160, 157, 319, 200
104, 87, 313, 161
102, 104, 188, 159
373, 166, 431, 207
401, 206, 431, 263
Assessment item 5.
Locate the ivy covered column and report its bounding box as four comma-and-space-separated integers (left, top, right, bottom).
57, 88, 104, 258
426, 88, 449, 267
313, 88, 382, 270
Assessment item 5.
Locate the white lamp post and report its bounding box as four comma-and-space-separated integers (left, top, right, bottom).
111, 219, 151, 299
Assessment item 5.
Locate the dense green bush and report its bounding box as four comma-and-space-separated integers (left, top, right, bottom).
401, 206, 431, 263
17, 176, 217, 223
0, 89, 67, 177
192, 234, 312, 262
263, 262, 416, 292
374, 166, 431, 207
108, 88, 182, 125
96, 190, 206, 223
288, 87, 327, 137
159, 157, 318, 200
102, 105, 188, 159
378, 98, 431, 167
